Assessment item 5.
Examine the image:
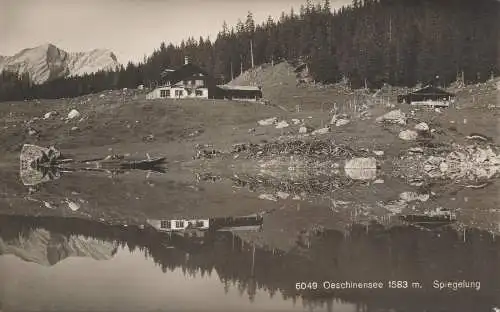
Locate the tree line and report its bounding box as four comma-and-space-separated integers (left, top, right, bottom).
1, 0, 498, 101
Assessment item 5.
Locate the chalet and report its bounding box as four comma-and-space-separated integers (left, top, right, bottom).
397, 86, 455, 107
146, 57, 263, 101
214, 84, 263, 101
146, 214, 263, 233
147, 218, 210, 231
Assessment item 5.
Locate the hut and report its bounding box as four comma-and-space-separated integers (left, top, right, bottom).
397, 86, 455, 107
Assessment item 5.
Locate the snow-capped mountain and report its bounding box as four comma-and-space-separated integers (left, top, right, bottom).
0, 43, 120, 84
0, 228, 118, 266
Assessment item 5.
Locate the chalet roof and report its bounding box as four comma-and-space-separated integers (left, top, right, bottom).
161, 63, 210, 84
409, 86, 455, 96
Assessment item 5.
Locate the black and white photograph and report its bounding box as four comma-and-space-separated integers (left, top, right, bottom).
1, 0, 499, 311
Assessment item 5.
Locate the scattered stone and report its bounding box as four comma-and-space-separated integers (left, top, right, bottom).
400, 192, 430, 202
70, 126, 79, 131
435, 108, 442, 113
67, 109, 81, 120
439, 162, 449, 172
414, 122, 430, 132
65, 199, 80, 211
276, 120, 289, 129
43, 111, 58, 119
373, 150, 384, 156
399, 130, 418, 141
258, 194, 277, 201
258, 117, 278, 126
99, 94, 105, 98
28, 128, 39, 136
374, 179, 385, 184
408, 147, 424, 154
143, 134, 155, 142
312, 127, 330, 135
276, 191, 290, 199
335, 119, 350, 127
291, 119, 301, 125
292, 195, 301, 200
375, 109, 406, 125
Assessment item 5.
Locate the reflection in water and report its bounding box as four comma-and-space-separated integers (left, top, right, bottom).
1, 215, 499, 312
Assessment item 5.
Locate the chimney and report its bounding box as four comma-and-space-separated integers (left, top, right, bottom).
184, 56, 189, 65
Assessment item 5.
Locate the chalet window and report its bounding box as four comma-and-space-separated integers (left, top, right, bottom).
160, 90, 170, 98
195, 90, 203, 96
175, 90, 183, 97
160, 220, 171, 229
175, 220, 184, 228
195, 221, 205, 227
195, 79, 204, 86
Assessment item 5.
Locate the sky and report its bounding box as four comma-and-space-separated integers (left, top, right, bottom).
0, 0, 351, 64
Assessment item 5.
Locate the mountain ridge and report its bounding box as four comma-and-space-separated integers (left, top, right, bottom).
0, 44, 120, 84
0, 228, 118, 266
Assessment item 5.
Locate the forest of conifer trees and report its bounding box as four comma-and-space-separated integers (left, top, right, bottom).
0, 0, 498, 101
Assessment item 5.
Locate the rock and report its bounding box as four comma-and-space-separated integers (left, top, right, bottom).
375, 109, 406, 125
70, 126, 79, 131
373, 150, 385, 156
344, 157, 377, 180
400, 192, 430, 202
374, 179, 385, 184
299, 126, 308, 134
258, 117, 278, 126
276, 191, 290, 200
292, 195, 301, 200
99, 94, 105, 98
439, 162, 449, 172
258, 194, 277, 201
291, 119, 301, 125
65, 199, 80, 211
408, 147, 424, 153
399, 130, 418, 141
276, 120, 289, 129
414, 122, 429, 132
312, 127, 329, 135
67, 109, 81, 120
335, 119, 350, 127
28, 128, 38, 136
43, 111, 58, 119
435, 108, 442, 113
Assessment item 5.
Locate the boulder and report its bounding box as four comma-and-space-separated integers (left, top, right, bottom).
67, 109, 81, 120
344, 157, 377, 180
375, 109, 406, 125
312, 127, 330, 135
276, 120, 289, 129
399, 129, 418, 141
258, 117, 278, 126
414, 122, 430, 132
335, 119, 350, 127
